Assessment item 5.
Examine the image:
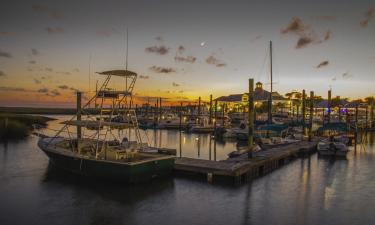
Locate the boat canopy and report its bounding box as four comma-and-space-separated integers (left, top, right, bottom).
317, 122, 349, 133
97, 70, 137, 77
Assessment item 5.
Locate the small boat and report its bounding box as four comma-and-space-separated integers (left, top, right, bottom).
258, 137, 300, 150
317, 138, 349, 157
189, 116, 215, 133
228, 145, 261, 158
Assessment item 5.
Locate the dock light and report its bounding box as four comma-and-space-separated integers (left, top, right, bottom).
183, 116, 187, 121
162, 116, 165, 119
195, 137, 199, 141
213, 118, 216, 122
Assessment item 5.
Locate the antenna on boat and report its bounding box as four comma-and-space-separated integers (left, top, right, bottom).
88, 53, 92, 108
125, 28, 128, 70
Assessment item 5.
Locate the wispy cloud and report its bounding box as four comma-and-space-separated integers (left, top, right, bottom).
174, 56, 196, 63
360, 7, 374, 28
56, 71, 71, 75
0, 50, 12, 58
206, 55, 226, 67
33, 78, 41, 84
31, 48, 40, 56
316, 60, 329, 68
29, 60, 36, 64
37, 88, 49, 93
45, 67, 53, 72
32, 4, 62, 19
155, 36, 163, 42
0, 86, 27, 92
177, 45, 185, 54
149, 66, 176, 73
145, 45, 169, 55
0, 31, 16, 37
281, 17, 329, 49
324, 30, 332, 41
0, 70, 6, 77
172, 82, 180, 87
342, 72, 353, 79
57, 85, 69, 90
45, 26, 64, 34
139, 75, 149, 79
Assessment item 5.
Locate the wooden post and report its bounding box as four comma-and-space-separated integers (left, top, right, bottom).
355, 105, 358, 151
159, 97, 162, 122
296, 104, 299, 123
338, 96, 341, 122
214, 100, 218, 161
209, 95, 213, 125
371, 98, 374, 128
248, 79, 254, 158
268, 41, 273, 124
77, 92, 82, 140
198, 96, 201, 124
179, 102, 183, 157
222, 103, 225, 126
302, 90, 306, 132
308, 91, 314, 142
328, 89, 331, 123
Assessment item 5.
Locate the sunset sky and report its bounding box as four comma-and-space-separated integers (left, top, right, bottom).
0, 0, 374, 107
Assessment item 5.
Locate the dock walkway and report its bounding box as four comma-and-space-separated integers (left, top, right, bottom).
174, 139, 319, 184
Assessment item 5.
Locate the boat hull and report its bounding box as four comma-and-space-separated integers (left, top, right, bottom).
39, 142, 175, 183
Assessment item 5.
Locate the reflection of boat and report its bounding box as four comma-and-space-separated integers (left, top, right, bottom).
37, 69, 175, 183
317, 138, 349, 157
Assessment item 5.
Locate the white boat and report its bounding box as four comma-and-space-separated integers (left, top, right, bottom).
317, 138, 349, 157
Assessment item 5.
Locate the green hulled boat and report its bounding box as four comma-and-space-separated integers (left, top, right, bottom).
37, 69, 176, 183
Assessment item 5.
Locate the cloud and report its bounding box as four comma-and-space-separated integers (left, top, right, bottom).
49, 90, 61, 96
58, 85, 69, 90
56, 71, 71, 75
155, 36, 163, 42
205, 55, 227, 67
324, 30, 332, 41
29, 60, 36, 64
33, 78, 41, 84
281, 17, 309, 35
72, 68, 79, 72
0, 70, 6, 77
342, 72, 353, 79
281, 17, 325, 49
145, 45, 169, 55
69, 87, 80, 92
0, 50, 12, 58
45, 67, 53, 72
174, 56, 196, 63
32, 4, 62, 19
177, 45, 185, 54
31, 48, 39, 56
360, 7, 374, 28
38, 88, 49, 93
0, 31, 16, 36
296, 36, 314, 49
0, 86, 26, 92
139, 75, 149, 79
149, 66, 176, 74
316, 60, 329, 68
45, 26, 64, 34
172, 82, 180, 87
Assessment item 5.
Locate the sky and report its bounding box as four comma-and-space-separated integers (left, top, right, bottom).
0, 0, 374, 107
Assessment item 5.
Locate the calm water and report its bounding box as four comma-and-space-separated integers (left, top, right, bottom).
1, 116, 375, 225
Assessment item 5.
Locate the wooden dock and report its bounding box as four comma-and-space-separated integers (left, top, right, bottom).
174, 139, 319, 184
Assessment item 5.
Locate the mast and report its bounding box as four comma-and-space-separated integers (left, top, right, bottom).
268, 41, 273, 124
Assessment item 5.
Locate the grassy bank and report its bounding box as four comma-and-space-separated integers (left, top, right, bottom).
0, 114, 55, 141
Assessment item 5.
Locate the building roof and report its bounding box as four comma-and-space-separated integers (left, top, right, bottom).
215, 90, 286, 102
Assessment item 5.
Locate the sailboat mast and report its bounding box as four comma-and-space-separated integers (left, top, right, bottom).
268, 41, 273, 124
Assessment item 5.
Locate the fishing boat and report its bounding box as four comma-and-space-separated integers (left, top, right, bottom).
37, 69, 176, 183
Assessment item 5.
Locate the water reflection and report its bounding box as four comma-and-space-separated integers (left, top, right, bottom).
2, 115, 375, 225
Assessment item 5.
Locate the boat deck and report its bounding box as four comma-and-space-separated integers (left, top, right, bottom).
174, 138, 320, 184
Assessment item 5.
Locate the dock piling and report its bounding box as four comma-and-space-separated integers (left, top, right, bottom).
248, 78, 254, 158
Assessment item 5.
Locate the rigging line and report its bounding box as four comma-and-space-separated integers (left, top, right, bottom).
125, 27, 129, 70
256, 46, 268, 83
